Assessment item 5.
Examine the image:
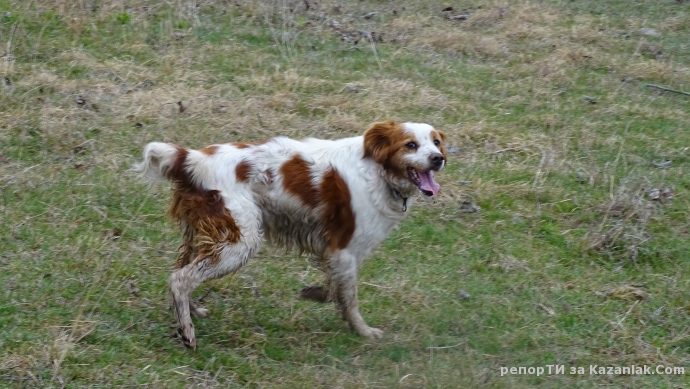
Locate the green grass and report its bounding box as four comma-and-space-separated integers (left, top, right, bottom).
1, 0, 690, 387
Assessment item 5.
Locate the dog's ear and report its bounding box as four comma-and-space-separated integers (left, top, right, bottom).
436, 130, 446, 142
363, 121, 400, 164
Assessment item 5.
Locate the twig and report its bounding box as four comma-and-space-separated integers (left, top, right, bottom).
646, 84, 690, 97
615, 300, 639, 328
361, 281, 392, 289
427, 342, 464, 349
358, 30, 383, 70
256, 113, 267, 131
4, 23, 17, 76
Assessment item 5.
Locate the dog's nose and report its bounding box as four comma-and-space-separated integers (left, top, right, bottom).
429, 152, 444, 168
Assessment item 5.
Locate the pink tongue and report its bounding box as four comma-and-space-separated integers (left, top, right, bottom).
418, 170, 440, 196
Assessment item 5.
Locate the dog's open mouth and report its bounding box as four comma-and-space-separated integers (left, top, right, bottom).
407, 167, 440, 197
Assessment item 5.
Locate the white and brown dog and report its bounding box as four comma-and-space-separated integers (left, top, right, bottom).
135, 121, 446, 348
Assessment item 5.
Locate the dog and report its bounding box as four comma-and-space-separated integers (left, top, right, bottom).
135, 121, 446, 348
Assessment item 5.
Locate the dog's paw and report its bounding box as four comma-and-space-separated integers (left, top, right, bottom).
178, 326, 197, 349
191, 306, 210, 318
182, 337, 197, 349
359, 326, 384, 339
299, 286, 330, 303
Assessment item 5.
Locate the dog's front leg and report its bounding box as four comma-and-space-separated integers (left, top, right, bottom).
328, 250, 383, 339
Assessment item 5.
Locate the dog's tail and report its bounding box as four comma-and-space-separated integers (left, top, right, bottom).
133, 142, 190, 185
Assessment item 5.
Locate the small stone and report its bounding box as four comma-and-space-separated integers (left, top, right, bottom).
648, 187, 674, 202
448, 14, 468, 20
447, 146, 460, 153
460, 201, 481, 213
648, 188, 660, 201
575, 172, 591, 184
638, 27, 661, 37
457, 290, 471, 300
651, 159, 671, 168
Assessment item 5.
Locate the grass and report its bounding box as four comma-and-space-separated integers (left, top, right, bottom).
1, 0, 689, 387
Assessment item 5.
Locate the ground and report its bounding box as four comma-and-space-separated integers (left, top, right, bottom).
1, 0, 689, 387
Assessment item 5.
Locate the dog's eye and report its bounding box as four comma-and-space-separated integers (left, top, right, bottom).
433, 139, 440, 147
406, 142, 417, 149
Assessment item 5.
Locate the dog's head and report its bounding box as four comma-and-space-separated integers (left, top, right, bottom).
363, 121, 446, 197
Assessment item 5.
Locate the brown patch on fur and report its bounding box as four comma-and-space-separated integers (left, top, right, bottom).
430, 130, 448, 160
233, 138, 272, 149
235, 160, 251, 183
200, 145, 219, 155
164, 145, 190, 182
321, 168, 355, 250
363, 121, 418, 179
299, 286, 331, 303
166, 146, 241, 268
279, 155, 320, 208
170, 188, 241, 268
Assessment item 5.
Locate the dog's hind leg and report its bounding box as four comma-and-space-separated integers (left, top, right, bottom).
170, 235, 262, 349
169, 264, 203, 349
299, 285, 331, 303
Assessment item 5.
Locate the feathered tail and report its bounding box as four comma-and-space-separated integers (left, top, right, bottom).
133, 142, 188, 184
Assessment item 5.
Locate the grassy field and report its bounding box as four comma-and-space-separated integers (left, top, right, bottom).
1, 0, 690, 387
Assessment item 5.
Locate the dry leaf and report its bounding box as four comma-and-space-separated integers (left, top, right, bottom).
105, 227, 123, 240
601, 285, 649, 301
538, 304, 555, 315
127, 280, 140, 296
